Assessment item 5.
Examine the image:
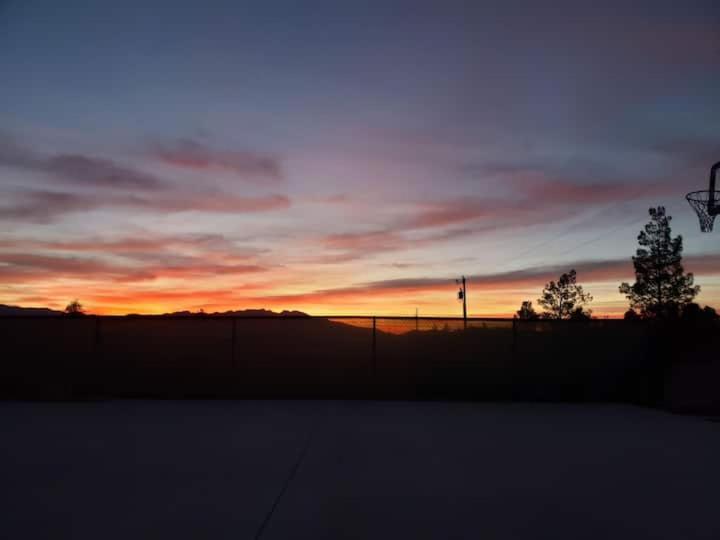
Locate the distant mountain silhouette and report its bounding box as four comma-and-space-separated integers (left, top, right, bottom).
0, 305, 310, 317
143, 309, 310, 318
0, 304, 64, 316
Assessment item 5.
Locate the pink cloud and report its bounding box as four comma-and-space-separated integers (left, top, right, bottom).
399, 177, 671, 232
0, 249, 268, 284
256, 253, 720, 305
152, 138, 282, 181
0, 189, 290, 223
0, 234, 269, 268
0, 135, 291, 223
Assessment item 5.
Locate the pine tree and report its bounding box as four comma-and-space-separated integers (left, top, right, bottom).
516, 301, 539, 320
619, 207, 699, 319
538, 269, 592, 319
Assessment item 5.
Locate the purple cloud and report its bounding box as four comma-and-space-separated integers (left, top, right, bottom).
152, 138, 283, 181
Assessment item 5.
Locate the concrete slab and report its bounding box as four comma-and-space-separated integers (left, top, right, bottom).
1, 401, 718, 540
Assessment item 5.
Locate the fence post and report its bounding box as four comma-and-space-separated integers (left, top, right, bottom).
231, 317, 237, 369
372, 317, 377, 386
511, 317, 517, 363
94, 316, 102, 362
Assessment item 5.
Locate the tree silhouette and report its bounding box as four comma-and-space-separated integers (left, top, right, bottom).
680, 303, 718, 322
568, 306, 592, 321
64, 299, 85, 316
619, 207, 699, 319
516, 301, 539, 320
538, 269, 592, 319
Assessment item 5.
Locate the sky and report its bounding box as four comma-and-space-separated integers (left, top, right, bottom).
1, 0, 719, 316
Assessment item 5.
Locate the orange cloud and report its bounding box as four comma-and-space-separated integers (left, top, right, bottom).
0, 247, 267, 285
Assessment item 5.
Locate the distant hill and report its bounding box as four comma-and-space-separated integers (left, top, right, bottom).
130, 309, 310, 318
0, 305, 309, 318
0, 304, 64, 316
160, 309, 310, 317
212, 309, 309, 317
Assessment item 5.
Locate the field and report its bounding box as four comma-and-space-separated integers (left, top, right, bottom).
1, 400, 719, 540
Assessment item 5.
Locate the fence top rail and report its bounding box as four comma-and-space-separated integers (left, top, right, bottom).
0, 314, 631, 322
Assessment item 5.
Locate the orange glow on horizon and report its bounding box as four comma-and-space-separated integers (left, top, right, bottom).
3, 252, 718, 320
4, 282, 634, 319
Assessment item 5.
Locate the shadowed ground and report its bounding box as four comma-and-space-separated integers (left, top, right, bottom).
1, 401, 718, 540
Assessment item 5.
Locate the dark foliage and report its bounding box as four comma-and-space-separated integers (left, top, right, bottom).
568, 307, 592, 321
680, 303, 718, 322
538, 269, 592, 319
64, 300, 85, 316
620, 207, 699, 319
516, 301, 539, 320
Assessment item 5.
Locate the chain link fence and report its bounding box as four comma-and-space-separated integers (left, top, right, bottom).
1, 315, 717, 405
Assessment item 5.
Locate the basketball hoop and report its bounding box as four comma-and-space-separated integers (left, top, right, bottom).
686, 190, 719, 232
686, 162, 720, 233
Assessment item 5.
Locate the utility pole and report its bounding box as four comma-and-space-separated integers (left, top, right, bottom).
456, 276, 467, 330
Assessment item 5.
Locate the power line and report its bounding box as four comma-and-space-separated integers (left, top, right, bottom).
493, 182, 657, 273
549, 215, 647, 260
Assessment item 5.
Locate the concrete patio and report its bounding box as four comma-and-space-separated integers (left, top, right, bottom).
1, 400, 718, 539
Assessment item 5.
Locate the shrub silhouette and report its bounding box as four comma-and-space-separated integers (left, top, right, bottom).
64, 300, 85, 316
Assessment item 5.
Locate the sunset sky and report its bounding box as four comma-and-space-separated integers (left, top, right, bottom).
1, 1, 719, 316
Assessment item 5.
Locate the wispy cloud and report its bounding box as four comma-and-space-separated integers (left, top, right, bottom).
311, 227, 476, 264
257, 253, 720, 304
0, 189, 290, 223
44, 154, 166, 189
0, 134, 291, 222
0, 133, 166, 190
0, 249, 267, 284
0, 233, 266, 260
651, 138, 720, 170
306, 175, 665, 265
400, 178, 667, 231
0, 229, 274, 285
116, 192, 291, 214
0, 191, 93, 222
151, 138, 283, 181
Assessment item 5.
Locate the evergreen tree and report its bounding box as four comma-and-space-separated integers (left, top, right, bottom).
619, 207, 699, 319
538, 269, 592, 319
516, 301, 539, 320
